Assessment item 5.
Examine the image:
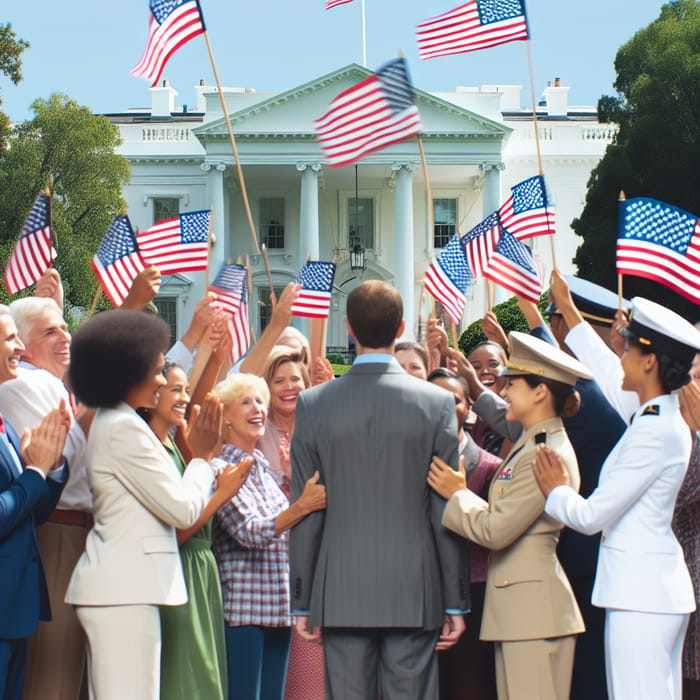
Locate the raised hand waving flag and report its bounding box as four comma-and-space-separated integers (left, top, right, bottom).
417, 0, 529, 60
136, 209, 210, 274
617, 197, 700, 304
4, 193, 57, 295
92, 216, 146, 307
499, 175, 555, 240
424, 233, 472, 324
131, 0, 205, 86
315, 58, 422, 168
292, 261, 336, 318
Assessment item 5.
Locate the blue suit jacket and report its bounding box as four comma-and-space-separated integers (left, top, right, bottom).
0, 421, 67, 639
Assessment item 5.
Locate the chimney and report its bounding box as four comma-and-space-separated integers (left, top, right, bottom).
150, 79, 178, 117
193, 79, 209, 113
542, 77, 570, 117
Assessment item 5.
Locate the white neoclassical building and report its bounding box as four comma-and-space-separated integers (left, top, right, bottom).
106, 65, 615, 353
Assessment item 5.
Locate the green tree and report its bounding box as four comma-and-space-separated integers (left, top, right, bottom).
0, 23, 29, 146
0, 94, 130, 311
458, 295, 533, 354
573, 0, 700, 322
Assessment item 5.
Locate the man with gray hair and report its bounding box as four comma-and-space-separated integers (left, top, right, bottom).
0, 295, 91, 700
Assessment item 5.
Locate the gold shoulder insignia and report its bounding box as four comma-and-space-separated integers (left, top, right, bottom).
641, 404, 660, 417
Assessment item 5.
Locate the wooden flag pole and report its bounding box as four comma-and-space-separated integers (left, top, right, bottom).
88, 286, 102, 316
202, 31, 260, 256
525, 40, 557, 270
486, 279, 495, 311
416, 135, 435, 257
261, 243, 277, 308
245, 255, 258, 346
617, 190, 626, 311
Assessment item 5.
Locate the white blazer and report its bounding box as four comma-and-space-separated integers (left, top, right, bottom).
546, 322, 695, 614
66, 403, 214, 606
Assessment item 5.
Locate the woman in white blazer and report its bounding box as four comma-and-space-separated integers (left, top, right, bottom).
534, 276, 700, 700
65, 310, 234, 700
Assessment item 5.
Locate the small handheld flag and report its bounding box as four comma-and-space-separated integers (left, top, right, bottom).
483, 228, 542, 303
292, 261, 336, 318
617, 197, 700, 304
499, 175, 555, 240
4, 194, 57, 295
315, 58, 422, 168
137, 209, 210, 275
209, 264, 251, 362
424, 233, 472, 324
462, 212, 500, 278
131, 0, 206, 87
91, 216, 146, 307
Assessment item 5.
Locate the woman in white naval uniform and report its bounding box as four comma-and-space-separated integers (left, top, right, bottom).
534, 276, 700, 700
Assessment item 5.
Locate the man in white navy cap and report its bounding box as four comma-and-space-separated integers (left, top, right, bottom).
535, 271, 700, 700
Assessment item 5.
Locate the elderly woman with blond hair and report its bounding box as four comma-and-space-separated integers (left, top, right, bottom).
212, 373, 326, 700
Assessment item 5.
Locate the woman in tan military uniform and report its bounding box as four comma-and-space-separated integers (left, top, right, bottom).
428, 332, 591, 700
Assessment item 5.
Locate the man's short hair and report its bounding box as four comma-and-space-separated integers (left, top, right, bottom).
9, 297, 63, 344
346, 281, 403, 349
69, 310, 170, 408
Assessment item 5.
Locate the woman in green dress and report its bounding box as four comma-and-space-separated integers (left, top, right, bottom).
145, 360, 252, 700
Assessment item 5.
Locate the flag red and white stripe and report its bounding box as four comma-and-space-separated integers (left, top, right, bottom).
417, 0, 529, 61
4, 194, 56, 295
131, 0, 205, 87
326, 0, 354, 7
315, 58, 422, 168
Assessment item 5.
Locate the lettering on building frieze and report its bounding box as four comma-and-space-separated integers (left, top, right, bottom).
141, 128, 191, 142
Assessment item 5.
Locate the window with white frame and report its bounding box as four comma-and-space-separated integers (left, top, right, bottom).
153, 297, 178, 347
153, 197, 180, 225
348, 197, 374, 249
433, 198, 457, 248
260, 198, 285, 249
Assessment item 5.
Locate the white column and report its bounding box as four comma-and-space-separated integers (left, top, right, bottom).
392, 162, 418, 340
201, 161, 228, 276
297, 162, 322, 261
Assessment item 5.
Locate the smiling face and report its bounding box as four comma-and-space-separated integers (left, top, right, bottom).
152, 366, 190, 430
224, 389, 268, 453
0, 313, 25, 384
620, 340, 652, 394
125, 353, 167, 411
504, 376, 540, 424
23, 307, 71, 379
468, 343, 507, 394
268, 360, 306, 420
430, 376, 469, 437
395, 348, 428, 380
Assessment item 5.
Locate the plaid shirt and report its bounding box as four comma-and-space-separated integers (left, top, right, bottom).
213, 445, 292, 627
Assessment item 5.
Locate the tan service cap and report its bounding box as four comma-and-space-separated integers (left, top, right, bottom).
502, 331, 593, 386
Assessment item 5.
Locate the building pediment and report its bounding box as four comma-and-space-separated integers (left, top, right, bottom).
192, 63, 511, 145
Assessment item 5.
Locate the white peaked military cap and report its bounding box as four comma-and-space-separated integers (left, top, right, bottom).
618, 297, 700, 365
502, 331, 593, 386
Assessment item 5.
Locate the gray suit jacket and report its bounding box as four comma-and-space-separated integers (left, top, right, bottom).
289, 360, 470, 629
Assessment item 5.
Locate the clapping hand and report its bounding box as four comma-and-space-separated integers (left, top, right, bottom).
215, 457, 254, 501
186, 393, 223, 461
21, 399, 71, 474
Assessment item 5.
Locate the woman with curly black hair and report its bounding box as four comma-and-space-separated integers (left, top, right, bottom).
534, 273, 700, 700
65, 310, 230, 700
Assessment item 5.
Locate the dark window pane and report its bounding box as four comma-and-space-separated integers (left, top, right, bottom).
433, 198, 457, 248
153, 297, 177, 347
260, 198, 285, 249
348, 197, 374, 249
153, 197, 180, 225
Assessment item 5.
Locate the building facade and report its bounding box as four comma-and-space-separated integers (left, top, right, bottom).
107, 66, 615, 350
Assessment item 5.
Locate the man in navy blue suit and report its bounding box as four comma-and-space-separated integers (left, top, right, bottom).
0, 304, 69, 700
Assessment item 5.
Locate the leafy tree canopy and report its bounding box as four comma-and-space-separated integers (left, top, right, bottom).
573, 0, 700, 322
0, 23, 29, 147
0, 94, 130, 312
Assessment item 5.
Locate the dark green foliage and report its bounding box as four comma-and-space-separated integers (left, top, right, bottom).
573, 0, 700, 322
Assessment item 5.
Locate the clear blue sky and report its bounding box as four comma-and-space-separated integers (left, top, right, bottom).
3, 0, 669, 121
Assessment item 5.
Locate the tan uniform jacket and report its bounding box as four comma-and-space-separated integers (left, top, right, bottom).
443, 416, 584, 642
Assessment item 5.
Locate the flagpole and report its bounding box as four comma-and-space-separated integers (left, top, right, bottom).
617, 190, 626, 311
46, 182, 57, 254
416, 135, 435, 263
361, 0, 367, 67
245, 254, 257, 346
202, 31, 260, 256
88, 286, 102, 317
525, 40, 557, 270
261, 244, 277, 308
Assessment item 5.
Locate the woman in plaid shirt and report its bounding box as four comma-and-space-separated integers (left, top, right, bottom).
212, 373, 326, 700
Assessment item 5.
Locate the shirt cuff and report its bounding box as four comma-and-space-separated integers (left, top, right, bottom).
291, 610, 309, 616
25, 466, 46, 480
445, 608, 471, 615
47, 461, 67, 481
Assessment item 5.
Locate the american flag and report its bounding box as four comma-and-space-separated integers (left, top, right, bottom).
499, 175, 555, 240
416, 0, 529, 60
136, 209, 210, 274
462, 211, 500, 277
483, 227, 542, 303
617, 197, 700, 304
130, 0, 205, 87
315, 58, 422, 168
326, 0, 354, 7
424, 233, 472, 324
4, 194, 57, 295
292, 261, 336, 318
209, 264, 251, 362
91, 216, 146, 307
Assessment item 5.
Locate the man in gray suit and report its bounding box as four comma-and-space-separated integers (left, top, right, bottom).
290, 280, 470, 700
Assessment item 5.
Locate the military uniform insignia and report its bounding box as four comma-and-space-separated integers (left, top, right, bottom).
496, 465, 512, 480
641, 404, 660, 417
